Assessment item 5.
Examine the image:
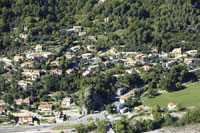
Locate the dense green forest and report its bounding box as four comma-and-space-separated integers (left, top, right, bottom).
1, 0, 200, 52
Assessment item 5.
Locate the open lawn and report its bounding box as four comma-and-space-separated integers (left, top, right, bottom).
142, 81, 200, 108
52, 124, 76, 130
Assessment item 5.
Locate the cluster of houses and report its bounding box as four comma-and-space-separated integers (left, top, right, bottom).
112, 89, 136, 114
0, 24, 198, 126
2, 97, 74, 125
7, 28, 198, 85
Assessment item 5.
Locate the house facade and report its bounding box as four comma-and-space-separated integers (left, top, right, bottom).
18, 116, 33, 124
168, 103, 176, 111
0, 108, 6, 115
120, 95, 129, 103
15, 98, 30, 105
38, 104, 53, 111
22, 69, 40, 80
113, 102, 124, 113
62, 97, 73, 106
49, 69, 62, 75
35, 44, 42, 52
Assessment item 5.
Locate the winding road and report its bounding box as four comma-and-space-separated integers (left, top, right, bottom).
189, 68, 200, 72
0, 111, 106, 132
0, 57, 12, 64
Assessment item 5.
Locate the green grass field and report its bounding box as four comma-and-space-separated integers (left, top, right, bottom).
52, 124, 76, 130
142, 81, 200, 108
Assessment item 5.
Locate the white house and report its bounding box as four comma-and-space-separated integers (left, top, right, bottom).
18, 80, 33, 89
70, 45, 81, 53
184, 58, 194, 65
168, 103, 176, 111
72, 26, 82, 32
62, 97, 73, 106
82, 71, 90, 77
35, 44, 42, 52
0, 108, 6, 115
24, 26, 28, 31
186, 50, 197, 56
26, 53, 37, 60
50, 60, 60, 66
78, 32, 86, 36
66, 69, 74, 75
87, 45, 95, 51
38, 104, 53, 111
22, 69, 40, 80
125, 69, 136, 74
19, 34, 28, 39
113, 102, 124, 113
116, 88, 124, 96
42, 52, 54, 58
162, 61, 176, 68
88, 65, 99, 71
55, 112, 65, 123
14, 55, 24, 62
171, 48, 182, 56
120, 95, 129, 103
82, 53, 93, 60
87, 36, 96, 41
104, 17, 110, 22
49, 69, 62, 75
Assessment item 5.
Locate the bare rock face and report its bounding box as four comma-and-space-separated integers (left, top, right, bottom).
80, 87, 103, 115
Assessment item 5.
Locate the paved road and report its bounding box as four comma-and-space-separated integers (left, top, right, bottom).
0, 111, 106, 132
189, 68, 200, 72
0, 57, 12, 64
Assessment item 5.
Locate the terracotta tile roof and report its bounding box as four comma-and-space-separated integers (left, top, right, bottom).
82, 71, 90, 76
168, 102, 176, 106
15, 98, 30, 104
129, 90, 135, 94
63, 97, 72, 101
34, 54, 43, 57
102, 61, 110, 64
120, 95, 129, 100
39, 104, 52, 108
15, 99, 23, 104
35, 44, 42, 48
143, 65, 151, 69
66, 69, 73, 73
23, 98, 30, 104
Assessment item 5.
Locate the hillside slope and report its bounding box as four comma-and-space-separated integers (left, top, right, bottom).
0, 0, 200, 53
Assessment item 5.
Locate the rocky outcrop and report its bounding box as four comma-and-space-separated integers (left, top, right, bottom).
79, 87, 103, 115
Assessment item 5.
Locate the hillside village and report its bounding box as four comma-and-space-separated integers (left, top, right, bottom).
0, 24, 199, 127
1, 0, 200, 132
